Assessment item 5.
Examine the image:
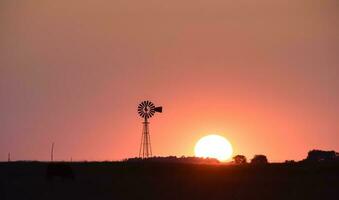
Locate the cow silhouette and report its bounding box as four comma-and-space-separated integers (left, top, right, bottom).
46, 162, 75, 181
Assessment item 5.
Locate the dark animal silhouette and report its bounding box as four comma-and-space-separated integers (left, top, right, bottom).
46, 162, 75, 181
251, 155, 268, 164
307, 150, 337, 162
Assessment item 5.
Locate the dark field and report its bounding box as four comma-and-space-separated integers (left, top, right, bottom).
1, 161, 339, 200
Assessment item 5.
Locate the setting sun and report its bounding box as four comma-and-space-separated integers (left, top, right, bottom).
195, 135, 233, 162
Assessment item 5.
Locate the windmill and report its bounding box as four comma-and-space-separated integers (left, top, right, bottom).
137, 100, 162, 158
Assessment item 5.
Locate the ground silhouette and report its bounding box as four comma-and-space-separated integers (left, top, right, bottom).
1, 152, 339, 200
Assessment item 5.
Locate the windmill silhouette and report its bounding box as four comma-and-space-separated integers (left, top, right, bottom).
137, 100, 162, 158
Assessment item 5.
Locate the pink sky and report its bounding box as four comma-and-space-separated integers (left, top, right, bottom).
0, 0, 338, 162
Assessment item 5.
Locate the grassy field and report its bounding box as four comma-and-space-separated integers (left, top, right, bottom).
1, 161, 338, 200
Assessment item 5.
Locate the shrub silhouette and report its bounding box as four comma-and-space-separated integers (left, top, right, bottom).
251, 155, 268, 164
233, 155, 247, 164
285, 160, 295, 164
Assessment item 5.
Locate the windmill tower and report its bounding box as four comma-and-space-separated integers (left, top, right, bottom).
137, 100, 162, 158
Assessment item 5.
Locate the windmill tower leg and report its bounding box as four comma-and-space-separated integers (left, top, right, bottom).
147, 123, 152, 156
139, 118, 152, 158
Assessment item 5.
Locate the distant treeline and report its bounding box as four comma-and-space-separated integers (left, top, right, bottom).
4, 150, 338, 165
124, 156, 220, 164
124, 149, 339, 165
234, 150, 339, 165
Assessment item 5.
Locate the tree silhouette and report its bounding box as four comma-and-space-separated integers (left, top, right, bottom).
251, 155, 268, 164
307, 150, 337, 162
233, 155, 247, 164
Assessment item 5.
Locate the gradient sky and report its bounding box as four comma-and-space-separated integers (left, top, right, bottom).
1, 0, 338, 162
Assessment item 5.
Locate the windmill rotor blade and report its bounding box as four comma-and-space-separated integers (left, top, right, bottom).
137, 101, 162, 120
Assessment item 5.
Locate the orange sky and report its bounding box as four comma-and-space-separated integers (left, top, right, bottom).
0, 0, 338, 162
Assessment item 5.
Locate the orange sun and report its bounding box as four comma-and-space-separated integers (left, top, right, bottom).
194, 134, 233, 162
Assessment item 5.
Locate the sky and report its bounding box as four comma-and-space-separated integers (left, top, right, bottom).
0, 0, 338, 162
